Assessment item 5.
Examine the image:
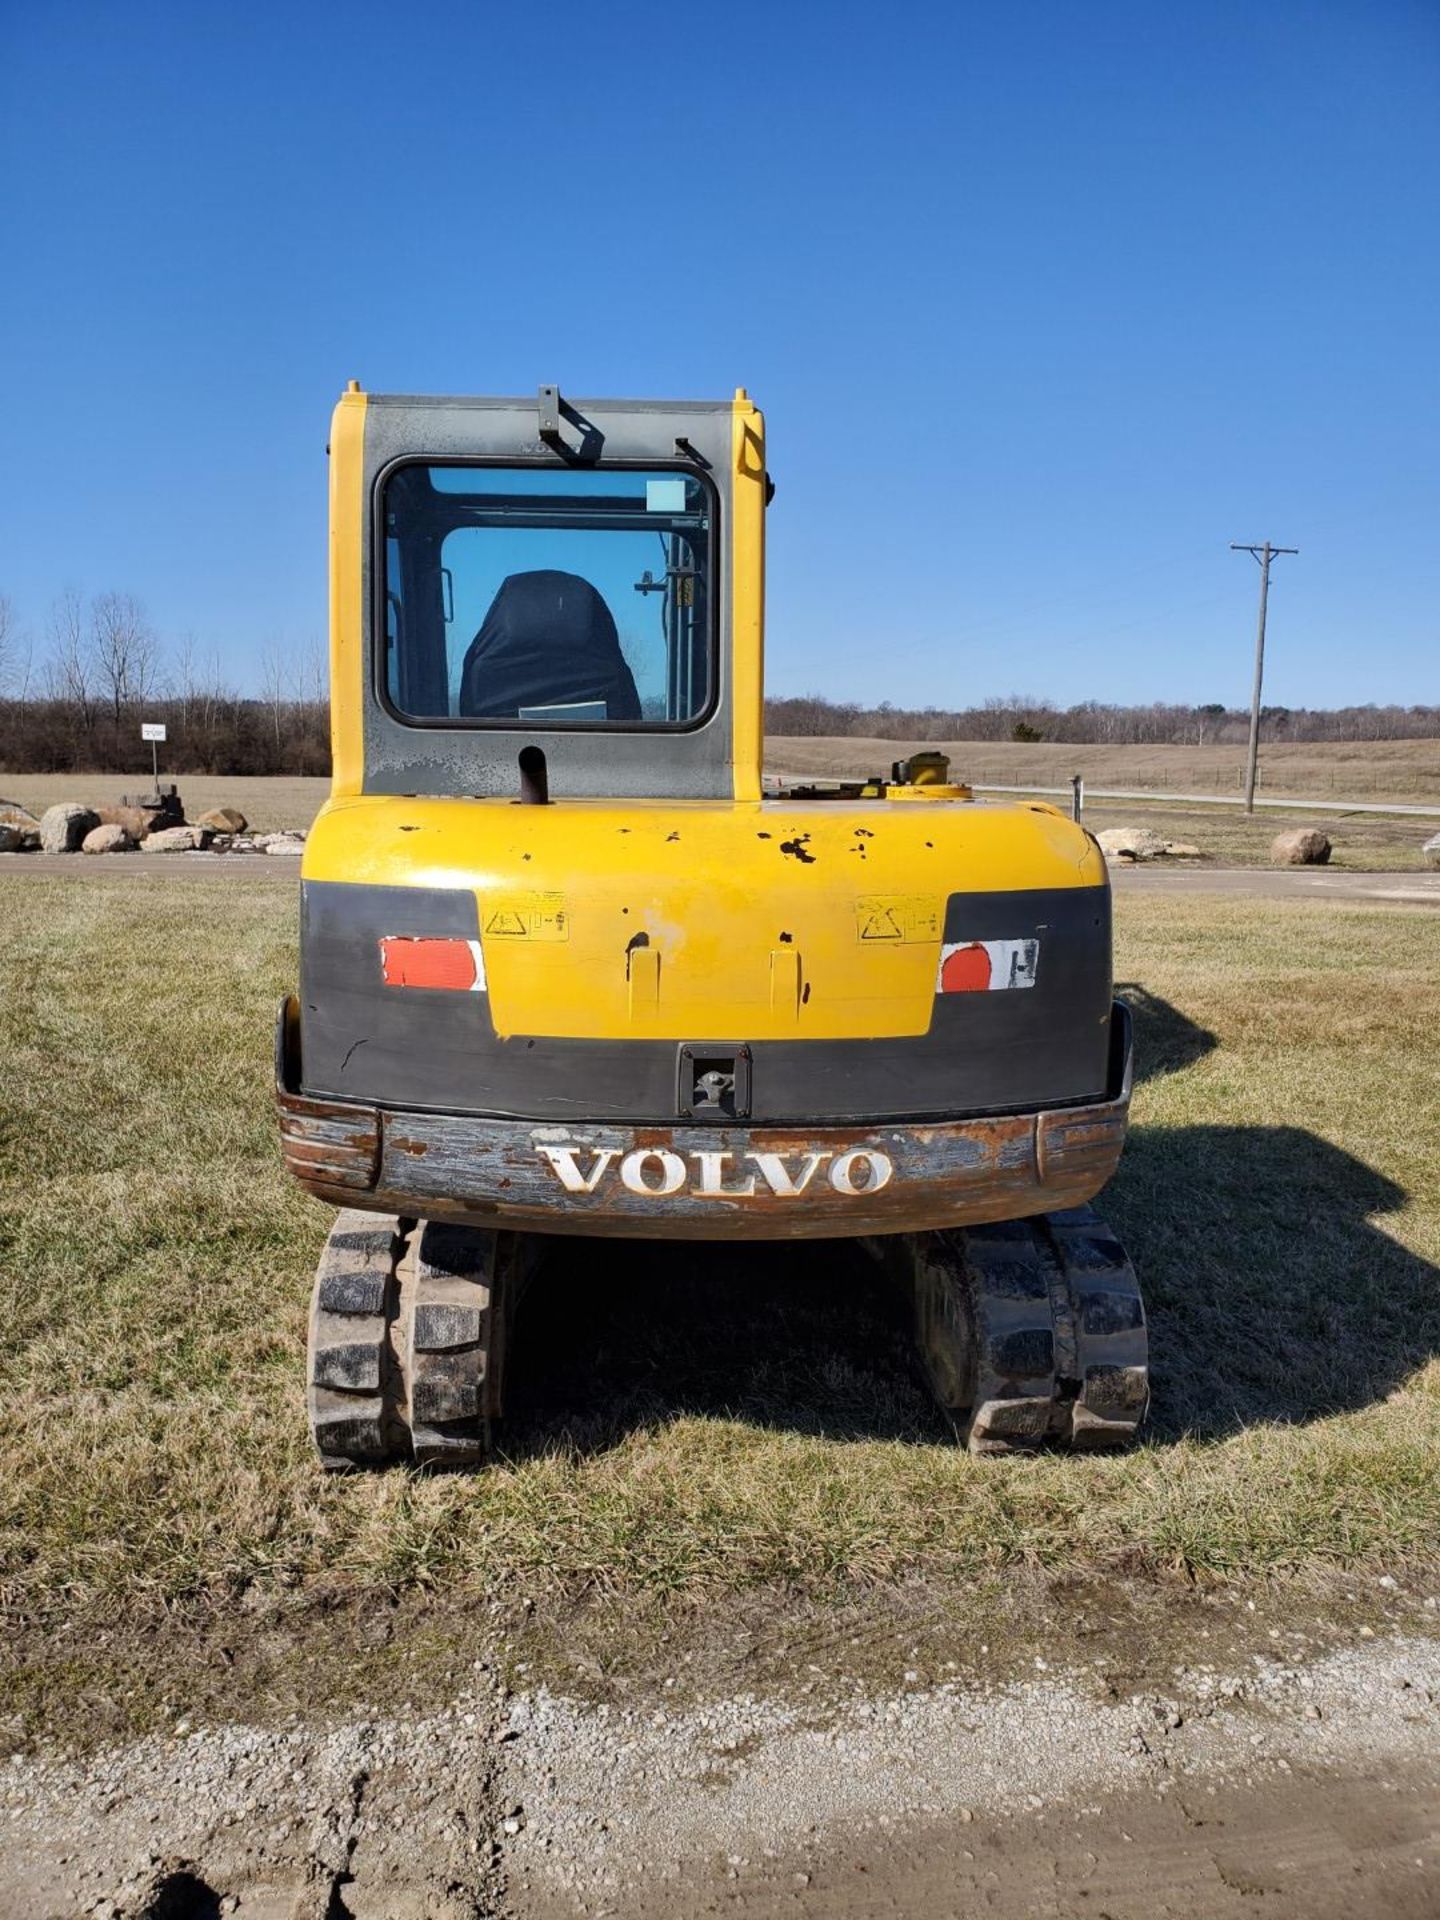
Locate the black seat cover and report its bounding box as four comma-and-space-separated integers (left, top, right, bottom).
458, 570, 641, 721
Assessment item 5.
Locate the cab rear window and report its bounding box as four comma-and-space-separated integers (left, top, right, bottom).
381, 464, 714, 727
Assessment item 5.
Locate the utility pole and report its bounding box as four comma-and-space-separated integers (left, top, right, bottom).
1230, 541, 1298, 813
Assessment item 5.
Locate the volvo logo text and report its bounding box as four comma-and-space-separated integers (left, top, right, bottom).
534, 1144, 894, 1200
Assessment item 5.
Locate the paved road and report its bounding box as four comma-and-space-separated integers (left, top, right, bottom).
975, 782, 1440, 817
0, 851, 300, 878
1112, 865, 1440, 905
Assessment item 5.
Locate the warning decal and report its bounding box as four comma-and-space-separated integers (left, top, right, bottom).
480, 892, 569, 942
855, 895, 942, 944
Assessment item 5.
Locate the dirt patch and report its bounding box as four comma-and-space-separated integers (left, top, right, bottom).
560, 1765, 1440, 1920
4, 1622, 1438, 1919
499, 1627, 1440, 1913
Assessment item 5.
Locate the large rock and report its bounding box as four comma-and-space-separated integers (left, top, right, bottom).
0, 800, 40, 831
196, 805, 249, 834
0, 824, 24, 853
96, 803, 165, 840
261, 833, 306, 857
1271, 828, 1331, 866
1096, 825, 1169, 862
39, 803, 101, 853
97, 784, 185, 840
1423, 833, 1440, 871
82, 822, 136, 854
143, 825, 213, 853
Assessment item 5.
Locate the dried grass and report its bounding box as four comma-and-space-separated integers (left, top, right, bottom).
2, 881, 1438, 1632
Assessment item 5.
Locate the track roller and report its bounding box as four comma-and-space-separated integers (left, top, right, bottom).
873, 1203, 1148, 1454
305, 1211, 535, 1470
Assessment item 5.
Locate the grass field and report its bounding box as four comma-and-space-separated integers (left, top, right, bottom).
3, 875, 1438, 1692
1068, 798, 1430, 870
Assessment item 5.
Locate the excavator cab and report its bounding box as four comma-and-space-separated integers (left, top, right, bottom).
278, 385, 1147, 1469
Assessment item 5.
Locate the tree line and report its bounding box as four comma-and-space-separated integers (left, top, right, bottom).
764, 693, 1440, 745
0, 592, 329, 776
1, 591, 1433, 776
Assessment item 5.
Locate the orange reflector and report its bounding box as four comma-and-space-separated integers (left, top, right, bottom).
379, 936, 486, 991
939, 943, 992, 993
937, 938, 1040, 993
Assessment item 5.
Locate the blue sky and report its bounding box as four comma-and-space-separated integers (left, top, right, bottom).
1, 0, 1436, 710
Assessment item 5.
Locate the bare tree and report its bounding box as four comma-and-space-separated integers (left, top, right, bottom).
46, 588, 98, 736
90, 591, 159, 739
173, 631, 201, 734
13, 629, 35, 707
300, 636, 328, 709
260, 641, 288, 749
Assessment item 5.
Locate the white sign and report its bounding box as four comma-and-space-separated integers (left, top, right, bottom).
141, 722, 167, 743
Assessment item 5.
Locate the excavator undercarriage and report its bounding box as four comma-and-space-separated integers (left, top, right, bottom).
305, 1203, 1147, 1468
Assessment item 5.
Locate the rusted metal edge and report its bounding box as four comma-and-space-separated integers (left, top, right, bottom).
275, 995, 1132, 1240
276, 996, 381, 1191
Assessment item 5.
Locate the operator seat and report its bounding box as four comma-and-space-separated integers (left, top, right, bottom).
458, 570, 641, 721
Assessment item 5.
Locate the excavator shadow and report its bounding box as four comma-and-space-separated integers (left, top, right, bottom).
1108, 1122, 1439, 1441
501, 989, 1436, 1456
504, 1228, 954, 1453
1114, 980, 1218, 1081
1105, 984, 1438, 1439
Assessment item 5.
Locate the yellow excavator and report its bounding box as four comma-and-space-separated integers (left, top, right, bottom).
277, 384, 1146, 1467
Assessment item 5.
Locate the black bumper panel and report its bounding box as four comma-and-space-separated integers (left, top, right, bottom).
298, 880, 1113, 1125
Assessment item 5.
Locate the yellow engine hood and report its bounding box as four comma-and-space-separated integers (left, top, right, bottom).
302, 794, 1105, 1042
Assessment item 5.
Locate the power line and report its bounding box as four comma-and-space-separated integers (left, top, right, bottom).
1230, 541, 1299, 813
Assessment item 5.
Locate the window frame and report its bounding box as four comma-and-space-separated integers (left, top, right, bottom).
371, 454, 723, 735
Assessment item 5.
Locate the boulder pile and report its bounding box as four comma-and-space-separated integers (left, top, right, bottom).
1095, 826, 1205, 864
197, 805, 248, 833
0, 788, 306, 858
81, 823, 134, 854
0, 801, 42, 849
40, 803, 101, 853
1271, 828, 1331, 866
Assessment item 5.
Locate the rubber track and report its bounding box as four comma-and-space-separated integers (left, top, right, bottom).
306, 1210, 408, 1471
957, 1220, 1062, 1453
886, 1205, 1148, 1455
403, 1222, 502, 1468
1040, 1206, 1150, 1447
